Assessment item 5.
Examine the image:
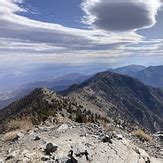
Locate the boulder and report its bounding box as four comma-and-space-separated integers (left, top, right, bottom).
116, 134, 123, 140
41, 156, 50, 161
102, 135, 112, 144
34, 136, 41, 141
45, 143, 58, 155
57, 124, 69, 132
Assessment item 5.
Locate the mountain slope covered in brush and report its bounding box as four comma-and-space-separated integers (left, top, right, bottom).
1, 71, 163, 133
62, 71, 163, 132
0, 88, 107, 132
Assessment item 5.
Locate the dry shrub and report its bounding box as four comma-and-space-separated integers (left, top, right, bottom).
56, 115, 72, 124
133, 129, 152, 142
3, 131, 18, 142
7, 119, 33, 132
106, 125, 116, 132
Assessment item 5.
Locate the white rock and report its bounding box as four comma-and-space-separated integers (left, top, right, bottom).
16, 131, 24, 140
57, 124, 69, 132
116, 134, 123, 140
138, 148, 150, 160
10, 150, 20, 157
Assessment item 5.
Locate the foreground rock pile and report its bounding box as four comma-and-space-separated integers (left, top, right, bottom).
0, 121, 162, 163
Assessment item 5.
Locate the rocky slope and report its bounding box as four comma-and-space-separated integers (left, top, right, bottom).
0, 119, 162, 163
0, 88, 108, 133
62, 71, 163, 132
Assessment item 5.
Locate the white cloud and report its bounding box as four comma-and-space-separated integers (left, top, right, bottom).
0, 0, 26, 14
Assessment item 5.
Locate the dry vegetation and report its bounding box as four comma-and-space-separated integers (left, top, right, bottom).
6, 119, 33, 132
3, 131, 18, 142
133, 129, 152, 142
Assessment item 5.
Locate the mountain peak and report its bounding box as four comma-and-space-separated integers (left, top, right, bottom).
109, 65, 146, 76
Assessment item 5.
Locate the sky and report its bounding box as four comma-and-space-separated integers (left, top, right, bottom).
0, 0, 163, 90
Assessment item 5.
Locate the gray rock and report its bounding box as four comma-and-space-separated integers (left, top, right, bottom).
102, 135, 112, 144
41, 156, 50, 161
5, 155, 14, 161
116, 134, 123, 140
34, 135, 41, 141
45, 143, 58, 155
57, 124, 69, 132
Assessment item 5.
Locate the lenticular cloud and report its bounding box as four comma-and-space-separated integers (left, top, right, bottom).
82, 0, 162, 31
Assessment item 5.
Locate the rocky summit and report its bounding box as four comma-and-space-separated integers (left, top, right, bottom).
0, 119, 163, 163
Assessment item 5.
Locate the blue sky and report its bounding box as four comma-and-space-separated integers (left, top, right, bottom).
0, 0, 163, 89
18, 0, 84, 28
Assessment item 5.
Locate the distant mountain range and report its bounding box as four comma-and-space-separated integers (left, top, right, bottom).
110, 65, 163, 88
109, 65, 146, 76
1, 64, 163, 111
0, 73, 90, 109
21, 73, 90, 91
133, 66, 163, 88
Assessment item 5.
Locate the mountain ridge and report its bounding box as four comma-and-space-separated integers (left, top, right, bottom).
62, 71, 163, 132
110, 65, 163, 88
1, 71, 163, 132
109, 65, 146, 76
133, 65, 163, 88
0, 73, 90, 109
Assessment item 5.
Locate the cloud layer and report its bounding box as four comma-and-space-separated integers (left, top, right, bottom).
0, 0, 163, 89
82, 0, 162, 31
0, 0, 144, 64
0, 0, 162, 87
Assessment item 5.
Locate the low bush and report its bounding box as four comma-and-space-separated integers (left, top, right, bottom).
3, 131, 18, 142
133, 129, 152, 142
7, 119, 33, 132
